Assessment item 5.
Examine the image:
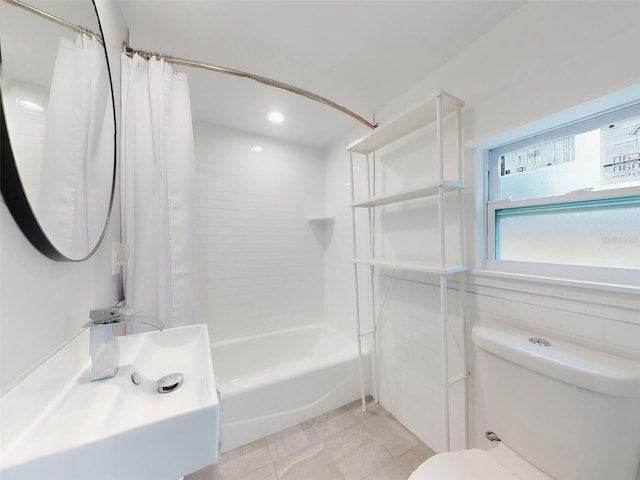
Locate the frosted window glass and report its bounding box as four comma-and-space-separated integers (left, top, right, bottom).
496, 198, 640, 268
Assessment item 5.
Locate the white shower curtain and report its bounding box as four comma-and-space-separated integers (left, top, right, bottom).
120, 53, 198, 328
39, 33, 112, 258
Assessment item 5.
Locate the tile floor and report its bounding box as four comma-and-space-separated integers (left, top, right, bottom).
186, 398, 435, 480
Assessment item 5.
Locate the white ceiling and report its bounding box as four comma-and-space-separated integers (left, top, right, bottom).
118, 1, 524, 148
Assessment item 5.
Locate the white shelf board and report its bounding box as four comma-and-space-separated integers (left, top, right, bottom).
347, 89, 464, 154
307, 216, 335, 224
351, 180, 466, 208
353, 257, 468, 275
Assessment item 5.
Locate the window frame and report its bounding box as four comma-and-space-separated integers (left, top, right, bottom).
471, 86, 640, 290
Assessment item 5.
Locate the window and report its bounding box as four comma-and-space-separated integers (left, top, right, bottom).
486, 103, 640, 283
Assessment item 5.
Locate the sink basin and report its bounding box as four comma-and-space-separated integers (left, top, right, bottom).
0, 324, 219, 480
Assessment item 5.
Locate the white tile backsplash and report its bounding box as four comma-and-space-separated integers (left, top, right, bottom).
464, 292, 499, 314
542, 308, 604, 340
604, 320, 640, 351
496, 298, 543, 325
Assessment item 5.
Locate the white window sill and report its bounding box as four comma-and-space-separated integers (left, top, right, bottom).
469, 267, 640, 310
472, 268, 638, 293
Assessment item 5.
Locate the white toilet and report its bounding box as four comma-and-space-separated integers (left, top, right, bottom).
410, 321, 640, 480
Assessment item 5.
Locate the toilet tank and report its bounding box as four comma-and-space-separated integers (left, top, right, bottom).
473, 321, 640, 480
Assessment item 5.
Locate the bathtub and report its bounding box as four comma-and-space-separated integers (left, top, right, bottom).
211, 323, 368, 453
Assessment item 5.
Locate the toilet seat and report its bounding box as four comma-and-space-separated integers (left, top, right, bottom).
409, 443, 554, 480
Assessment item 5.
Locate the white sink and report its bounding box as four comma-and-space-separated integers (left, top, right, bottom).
0, 324, 219, 480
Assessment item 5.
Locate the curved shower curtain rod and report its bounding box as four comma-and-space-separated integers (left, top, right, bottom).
4, 0, 103, 44
123, 42, 377, 131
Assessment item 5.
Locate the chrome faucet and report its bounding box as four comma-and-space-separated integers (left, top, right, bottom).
83, 306, 164, 381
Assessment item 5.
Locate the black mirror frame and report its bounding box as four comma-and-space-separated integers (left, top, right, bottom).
0, 0, 117, 262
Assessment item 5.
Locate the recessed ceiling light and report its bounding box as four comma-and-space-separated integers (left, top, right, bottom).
250, 146, 264, 153
268, 111, 285, 123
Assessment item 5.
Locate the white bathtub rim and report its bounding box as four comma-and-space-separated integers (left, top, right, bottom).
217, 351, 363, 397
211, 322, 367, 395
210, 322, 352, 349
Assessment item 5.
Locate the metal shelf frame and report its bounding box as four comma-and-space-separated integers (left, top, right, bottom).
348, 90, 469, 451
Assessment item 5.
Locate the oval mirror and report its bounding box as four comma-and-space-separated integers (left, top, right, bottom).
0, 0, 116, 261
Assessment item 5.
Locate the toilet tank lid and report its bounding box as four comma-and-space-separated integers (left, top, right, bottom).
472, 321, 640, 397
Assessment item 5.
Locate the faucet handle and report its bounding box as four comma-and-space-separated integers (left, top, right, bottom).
87, 306, 141, 325
84, 306, 164, 331
89, 307, 123, 325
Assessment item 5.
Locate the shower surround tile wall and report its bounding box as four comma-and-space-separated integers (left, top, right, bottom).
193, 122, 326, 342
323, 0, 640, 454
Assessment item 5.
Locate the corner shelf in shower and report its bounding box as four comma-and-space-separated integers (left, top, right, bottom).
347, 89, 469, 452
307, 216, 335, 224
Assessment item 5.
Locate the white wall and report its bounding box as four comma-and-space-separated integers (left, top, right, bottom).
194, 121, 326, 342
324, 0, 640, 454
0, 1, 127, 393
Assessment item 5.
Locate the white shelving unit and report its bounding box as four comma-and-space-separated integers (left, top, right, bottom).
347, 89, 468, 451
